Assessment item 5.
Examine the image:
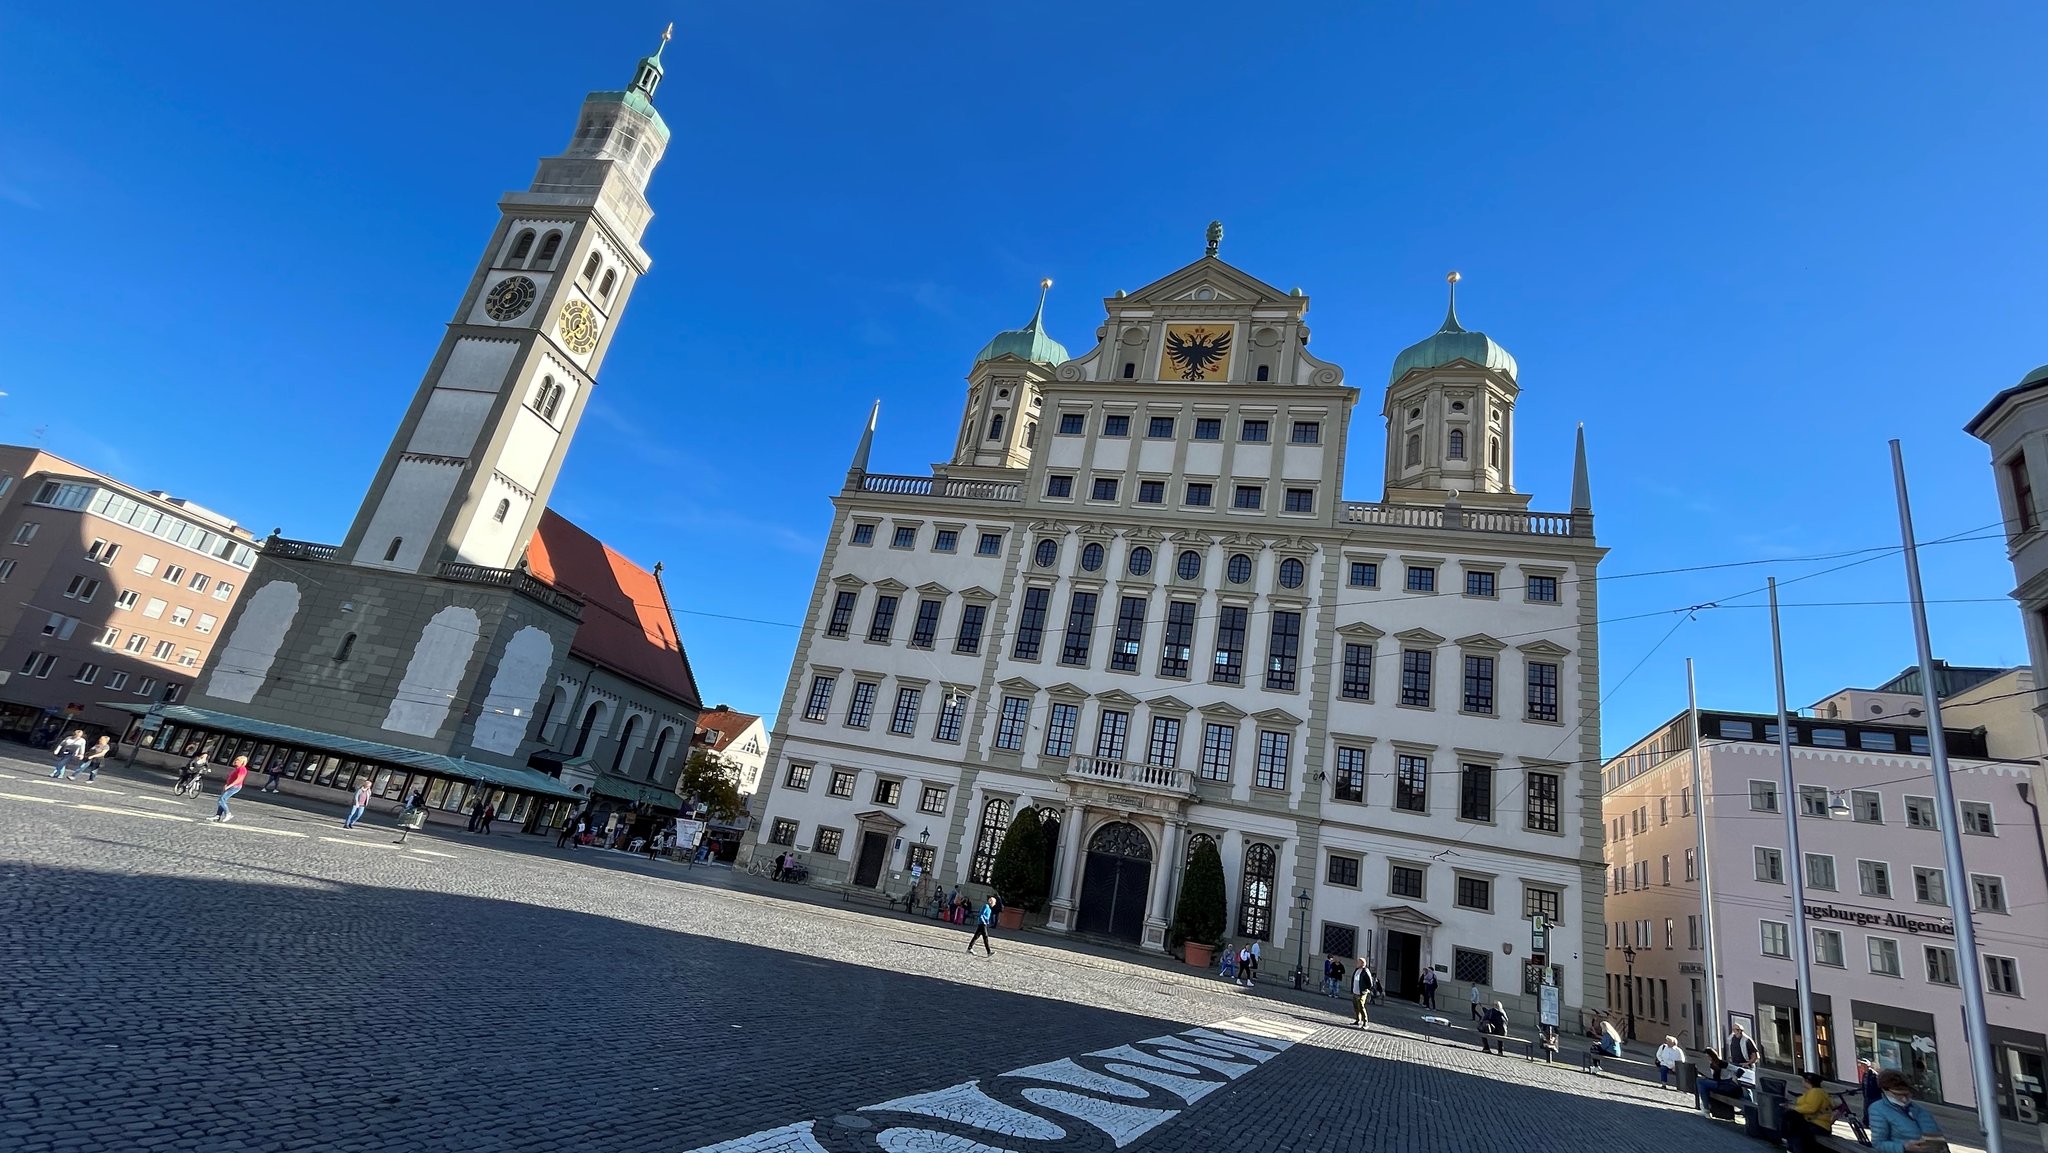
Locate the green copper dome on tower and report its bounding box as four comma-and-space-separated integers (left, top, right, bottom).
973, 279, 1069, 366
1389, 272, 1517, 385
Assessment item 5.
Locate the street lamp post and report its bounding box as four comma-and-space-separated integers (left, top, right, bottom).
1623, 945, 1638, 1042
1292, 889, 1312, 991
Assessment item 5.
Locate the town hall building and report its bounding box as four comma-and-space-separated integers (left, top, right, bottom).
746, 236, 1609, 1022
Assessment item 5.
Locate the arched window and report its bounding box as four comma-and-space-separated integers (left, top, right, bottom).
581, 253, 602, 283
1185, 831, 1217, 864
574, 702, 603, 757
334, 633, 356, 662
383, 537, 402, 563
612, 714, 641, 775
1489, 436, 1500, 467
1448, 429, 1465, 460
1025, 421, 1037, 448
509, 230, 535, 261
648, 726, 675, 784
492, 498, 510, 523
968, 798, 1012, 883
534, 231, 562, 266
1256, 364, 1271, 382
1238, 841, 1277, 940
987, 412, 1005, 441
598, 269, 617, 301
1405, 434, 1422, 467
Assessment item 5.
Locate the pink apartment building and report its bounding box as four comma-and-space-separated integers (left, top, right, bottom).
1602, 663, 2047, 1123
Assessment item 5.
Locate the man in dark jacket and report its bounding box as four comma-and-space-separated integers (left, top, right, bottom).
1479, 1001, 1509, 1056
1857, 1057, 1882, 1124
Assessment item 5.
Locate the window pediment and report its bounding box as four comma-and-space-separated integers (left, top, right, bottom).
1336, 621, 1386, 640
1197, 701, 1248, 720
915, 581, 952, 597
1148, 695, 1191, 716
1097, 688, 1142, 707
1517, 639, 1571, 658
1045, 681, 1087, 702
1394, 627, 1445, 645
1330, 731, 1377, 747
872, 577, 908, 594
1252, 707, 1303, 728
998, 676, 1040, 695
832, 574, 867, 589
1454, 632, 1505, 652
958, 585, 996, 603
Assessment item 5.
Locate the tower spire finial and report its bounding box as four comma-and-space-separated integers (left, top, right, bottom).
1205, 220, 1223, 258
656, 21, 674, 60
847, 399, 880, 480
1028, 277, 1052, 328
1442, 270, 1465, 333
1570, 422, 1593, 517
629, 23, 674, 99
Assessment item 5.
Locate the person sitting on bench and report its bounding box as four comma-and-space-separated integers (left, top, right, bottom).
1783, 1071, 1837, 1153
1584, 1020, 1622, 1070
1479, 1001, 1509, 1056
1694, 1049, 1743, 1114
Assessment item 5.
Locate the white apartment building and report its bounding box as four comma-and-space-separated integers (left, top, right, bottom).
747, 242, 1607, 1021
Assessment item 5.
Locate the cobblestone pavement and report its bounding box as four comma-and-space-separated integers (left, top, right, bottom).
0, 757, 1779, 1153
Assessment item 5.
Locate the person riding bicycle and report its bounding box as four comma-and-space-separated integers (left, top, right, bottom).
174, 754, 210, 792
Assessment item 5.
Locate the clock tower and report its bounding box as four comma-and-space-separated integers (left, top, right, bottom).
340, 30, 675, 575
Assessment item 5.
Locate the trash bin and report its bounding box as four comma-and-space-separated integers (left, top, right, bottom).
1677, 1062, 1699, 1095
1755, 1077, 1788, 1136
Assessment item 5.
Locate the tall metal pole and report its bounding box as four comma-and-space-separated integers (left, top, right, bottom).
1688, 658, 1724, 1055
1768, 578, 1820, 1073
1891, 440, 2004, 1153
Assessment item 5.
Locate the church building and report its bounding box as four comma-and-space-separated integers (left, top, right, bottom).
115, 35, 701, 836
748, 237, 1608, 1022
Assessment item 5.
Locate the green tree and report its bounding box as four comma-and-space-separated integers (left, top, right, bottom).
1169, 838, 1227, 948
678, 749, 743, 821
990, 806, 1049, 911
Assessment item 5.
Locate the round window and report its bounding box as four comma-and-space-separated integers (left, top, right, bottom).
1033, 539, 1058, 568
1278, 558, 1305, 589
1410, 407, 1422, 420
1177, 550, 1202, 580
1127, 546, 1153, 576
1227, 554, 1253, 584
1451, 400, 1466, 412
1080, 542, 1104, 572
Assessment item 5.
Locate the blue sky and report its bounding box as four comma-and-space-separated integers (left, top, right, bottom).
5, 4, 2045, 753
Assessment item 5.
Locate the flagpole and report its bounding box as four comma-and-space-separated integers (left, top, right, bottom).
1768, 577, 1819, 1076
1687, 658, 1723, 1055
1891, 440, 2004, 1153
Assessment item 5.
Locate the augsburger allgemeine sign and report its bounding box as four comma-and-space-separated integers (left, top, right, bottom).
1805, 902, 1956, 937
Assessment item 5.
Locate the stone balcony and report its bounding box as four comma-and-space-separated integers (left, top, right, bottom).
1061, 754, 1195, 798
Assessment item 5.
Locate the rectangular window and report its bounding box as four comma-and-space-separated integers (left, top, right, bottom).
934, 529, 959, 553
143, 598, 166, 620
768, 819, 798, 847
1254, 730, 1290, 790
1102, 414, 1130, 437
1806, 853, 1838, 891
0, 558, 13, 582
1986, 955, 2022, 996
1043, 702, 1078, 758
954, 604, 986, 654
1147, 416, 1175, 438
784, 764, 813, 790
1396, 754, 1428, 812
909, 599, 942, 649
866, 595, 899, 642
125, 633, 148, 653
1868, 937, 1902, 977
1184, 482, 1213, 507
169, 605, 191, 627
1814, 928, 1845, 967
1390, 864, 1425, 900
1755, 846, 1784, 883
1059, 591, 1098, 666
1526, 575, 1559, 602
1750, 780, 1780, 812
1527, 888, 1562, 925
1333, 746, 1366, 802
872, 779, 901, 806
1525, 662, 1559, 722
1289, 420, 1321, 445
1465, 571, 1496, 597
188, 572, 210, 592
1147, 717, 1181, 768
1960, 801, 1995, 836
919, 786, 948, 815
994, 696, 1030, 750
1761, 920, 1790, 958
1199, 723, 1234, 782
803, 675, 836, 721
63, 575, 101, 602
1159, 601, 1196, 678
195, 613, 216, 634
850, 524, 875, 546
1232, 485, 1262, 510
1341, 642, 1373, 700
1926, 945, 1960, 986
934, 694, 964, 743
825, 590, 858, 638
1405, 566, 1436, 592
152, 640, 176, 660
12, 522, 40, 545
1240, 419, 1269, 443
94, 625, 120, 648
889, 687, 921, 736
1905, 795, 1938, 829
1455, 876, 1491, 911
106, 672, 127, 692
1045, 474, 1073, 498
1110, 595, 1146, 672
891, 526, 917, 549
813, 828, 843, 855
1910, 866, 1946, 904
1136, 480, 1165, 504
1853, 790, 1883, 823
1972, 874, 2008, 913
1057, 413, 1086, 435
1193, 417, 1221, 441
1799, 785, 1831, 817
1012, 588, 1051, 659
1283, 488, 1314, 513
86, 539, 119, 563
1263, 611, 1300, 691
1858, 730, 1897, 751
1454, 947, 1492, 987
1811, 728, 1847, 748
213, 581, 234, 600
1459, 763, 1493, 822
1526, 771, 1560, 832
845, 682, 878, 729
1348, 561, 1378, 588
1462, 655, 1495, 714
1859, 859, 1892, 898
1210, 606, 1247, 685
132, 676, 157, 697
73, 662, 101, 684
1400, 649, 1432, 707
976, 532, 1003, 557
1094, 710, 1130, 761
2011, 453, 2038, 532
1091, 477, 1119, 501
1327, 854, 1360, 887
829, 770, 857, 798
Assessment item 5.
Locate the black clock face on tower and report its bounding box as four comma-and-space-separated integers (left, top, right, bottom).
484, 275, 537, 322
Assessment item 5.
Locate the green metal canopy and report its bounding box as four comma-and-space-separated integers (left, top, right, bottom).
591, 773, 680, 810
105, 703, 582, 799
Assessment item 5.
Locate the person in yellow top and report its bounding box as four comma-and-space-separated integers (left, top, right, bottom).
1784, 1071, 1836, 1153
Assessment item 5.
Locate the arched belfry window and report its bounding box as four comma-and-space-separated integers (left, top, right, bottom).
598, 269, 617, 301
648, 726, 675, 784
574, 702, 602, 757
383, 537, 402, 563
1489, 436, 1501, 467
1448, 429, 1465, 460
492, 498, 511, 524
987, 412, 1005, 442
534, 231, 562, 267
968, 798, 1012, 883
1238, 841, 1277, 940
1025, 421, 1037, 448
1405, 434, 1422, 467
509, 230, 535, 261
581, 253, 602, 284
612, 714, 641, 775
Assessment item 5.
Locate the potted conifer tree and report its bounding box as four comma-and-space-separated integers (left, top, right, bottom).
1170, 838, 1227, 967
988, 807, 1046, 929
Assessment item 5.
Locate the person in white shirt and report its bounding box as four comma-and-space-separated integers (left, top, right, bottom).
1656, 1036, 1686, 1089
1470, 981, 1486, 1020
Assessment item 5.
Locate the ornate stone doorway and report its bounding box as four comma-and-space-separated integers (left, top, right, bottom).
1076, 821, 1152, 941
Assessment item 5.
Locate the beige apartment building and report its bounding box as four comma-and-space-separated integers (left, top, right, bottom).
0, 446, 258, 746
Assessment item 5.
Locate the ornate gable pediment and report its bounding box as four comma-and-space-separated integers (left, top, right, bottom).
1518, 639, 1571, 658
832, 573, 867, 589
998, 676, 1041, 695
1371, 904, 1442, 927
872, 577, 908, 594
915, 581, 952, 597
1454, 632, 1505, 652
1044, 682, 1087, 702
1394, 626, 1446, 645
852, 809, 905, 831
1149, 694, 1192, 716
958, 585, 996, 603
1119, 256, 1295, 309
1336, 621, 1386, 640
1096, 688, 1142, 707
1251, 707, 1303, 728
1197, 700, 1248, 720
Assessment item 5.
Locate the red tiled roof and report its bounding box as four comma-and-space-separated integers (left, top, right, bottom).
526, 510, 702, 709
694, 707, 761, 753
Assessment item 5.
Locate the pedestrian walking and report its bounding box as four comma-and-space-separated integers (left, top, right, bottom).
1656, 1036, 1685, 1088
965, 895, 998, 956
50, 729, 88, 779
1420, 966, 1439, 1009
344, 780, 372, 829
1247, 941, 1261, 985
1328, 957, 1346, 999
479, 803, 496, 835
555, 814, 577, 848
213, 756, 249, 822
1470, 980, 1486, 1020
80, 735, 112, 783
1350, 958, 1373, 1027
646, 830, 662, 861
261, 758, 284, 793
1726, 1021, 1760, 1070
467, 800, 484, 832
1235, 945, 1253, 987
1479, 1001, 1509, 1056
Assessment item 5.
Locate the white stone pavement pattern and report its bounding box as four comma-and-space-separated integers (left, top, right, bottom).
0, 758, 1769, 1153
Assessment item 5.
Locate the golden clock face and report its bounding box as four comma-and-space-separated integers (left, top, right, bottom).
483, 275, 536, 322
1160, 323, 1234, 381
559, 299, 599, 355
